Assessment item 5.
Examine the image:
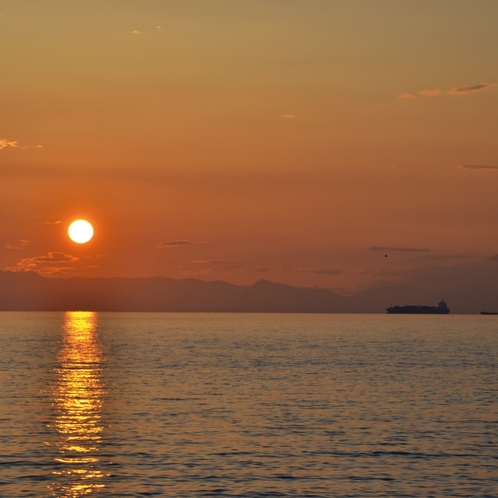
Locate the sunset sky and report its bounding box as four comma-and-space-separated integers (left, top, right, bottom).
1, 0, 497, 294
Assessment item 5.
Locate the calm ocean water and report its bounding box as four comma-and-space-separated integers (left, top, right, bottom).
0, 312, 497, 497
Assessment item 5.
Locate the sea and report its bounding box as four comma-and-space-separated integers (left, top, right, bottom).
0, 312, 497, 497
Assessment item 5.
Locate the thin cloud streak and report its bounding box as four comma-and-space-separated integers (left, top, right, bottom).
4, 240, 31, 250
86, 254, 105, 260
448, 83, 494, 95
413, 253, 476, 262
0, 138, 18, 149
399, 82, 495, 99
6, 252, 79, 276
217, 265, 245, 272
302, 268, 344, 276
184, 263, 246, 275
155, 240, 207, 248
370, 246, 430, 253
182, 268, 214, 276
252, 267, 271, 273
192, 259, 240, 265
460, 164, 498, 170
419, 89, 443, 97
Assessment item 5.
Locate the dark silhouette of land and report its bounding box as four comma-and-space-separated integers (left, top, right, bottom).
0, 271, 350, 312
0, 270, 496, 313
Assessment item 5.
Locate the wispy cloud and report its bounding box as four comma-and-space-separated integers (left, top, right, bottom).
459, 164, 498, 170
419, 89, 443, 97
155, 240, 206, 248
191, 259, 279, 274
192, 259, 238, 265
248, 266, 283, 274
375, 268, 411, 277
4, 240, 31, 251
0, 138, 18, 150
21, 144, 43, 150
183, 259, 247, 275
217, 265, 245, 272
86, 254, 105, 260
489, 254, 498, 262
413, 253, 476, 262
281, 114, 297, 119
399, 82, 495, 100
252, 267, 271, 273
130, 30, 143, 35
30, 266, 76, 276
193, 261, 245, 272
182, 268, 214, 276
370, 246, 430, 253
302, 268, 344, 276
18, 252, 78, 265
6, 252, 79, 276
448, 83, 494, 95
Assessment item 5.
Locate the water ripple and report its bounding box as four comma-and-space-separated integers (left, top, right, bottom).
0, 312, 497, 496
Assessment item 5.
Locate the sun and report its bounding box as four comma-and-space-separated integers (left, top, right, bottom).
68, 220, 94, 244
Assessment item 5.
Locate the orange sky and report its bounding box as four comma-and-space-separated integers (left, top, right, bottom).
1, 0, 498, 294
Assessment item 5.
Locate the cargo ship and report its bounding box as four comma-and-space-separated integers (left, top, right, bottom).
480, 311, 498, 315
386, 300, 450, 314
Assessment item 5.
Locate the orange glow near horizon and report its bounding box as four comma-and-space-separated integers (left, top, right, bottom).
1, 1, 498, 296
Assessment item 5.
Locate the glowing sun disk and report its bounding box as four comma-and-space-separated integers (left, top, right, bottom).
68, 220, 94, 244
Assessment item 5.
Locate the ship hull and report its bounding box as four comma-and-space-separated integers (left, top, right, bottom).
387, 306, 450, 314
387, 300, 450, 314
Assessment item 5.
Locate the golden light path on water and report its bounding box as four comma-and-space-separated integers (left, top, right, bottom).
49, 311, 108, 497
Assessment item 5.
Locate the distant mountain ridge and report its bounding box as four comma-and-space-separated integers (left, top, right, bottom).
0, 271, 351, 312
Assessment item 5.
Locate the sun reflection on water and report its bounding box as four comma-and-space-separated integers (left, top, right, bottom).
49, 311, 108, 496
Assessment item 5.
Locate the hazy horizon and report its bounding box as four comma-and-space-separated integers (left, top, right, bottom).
2, 269, 497, 314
